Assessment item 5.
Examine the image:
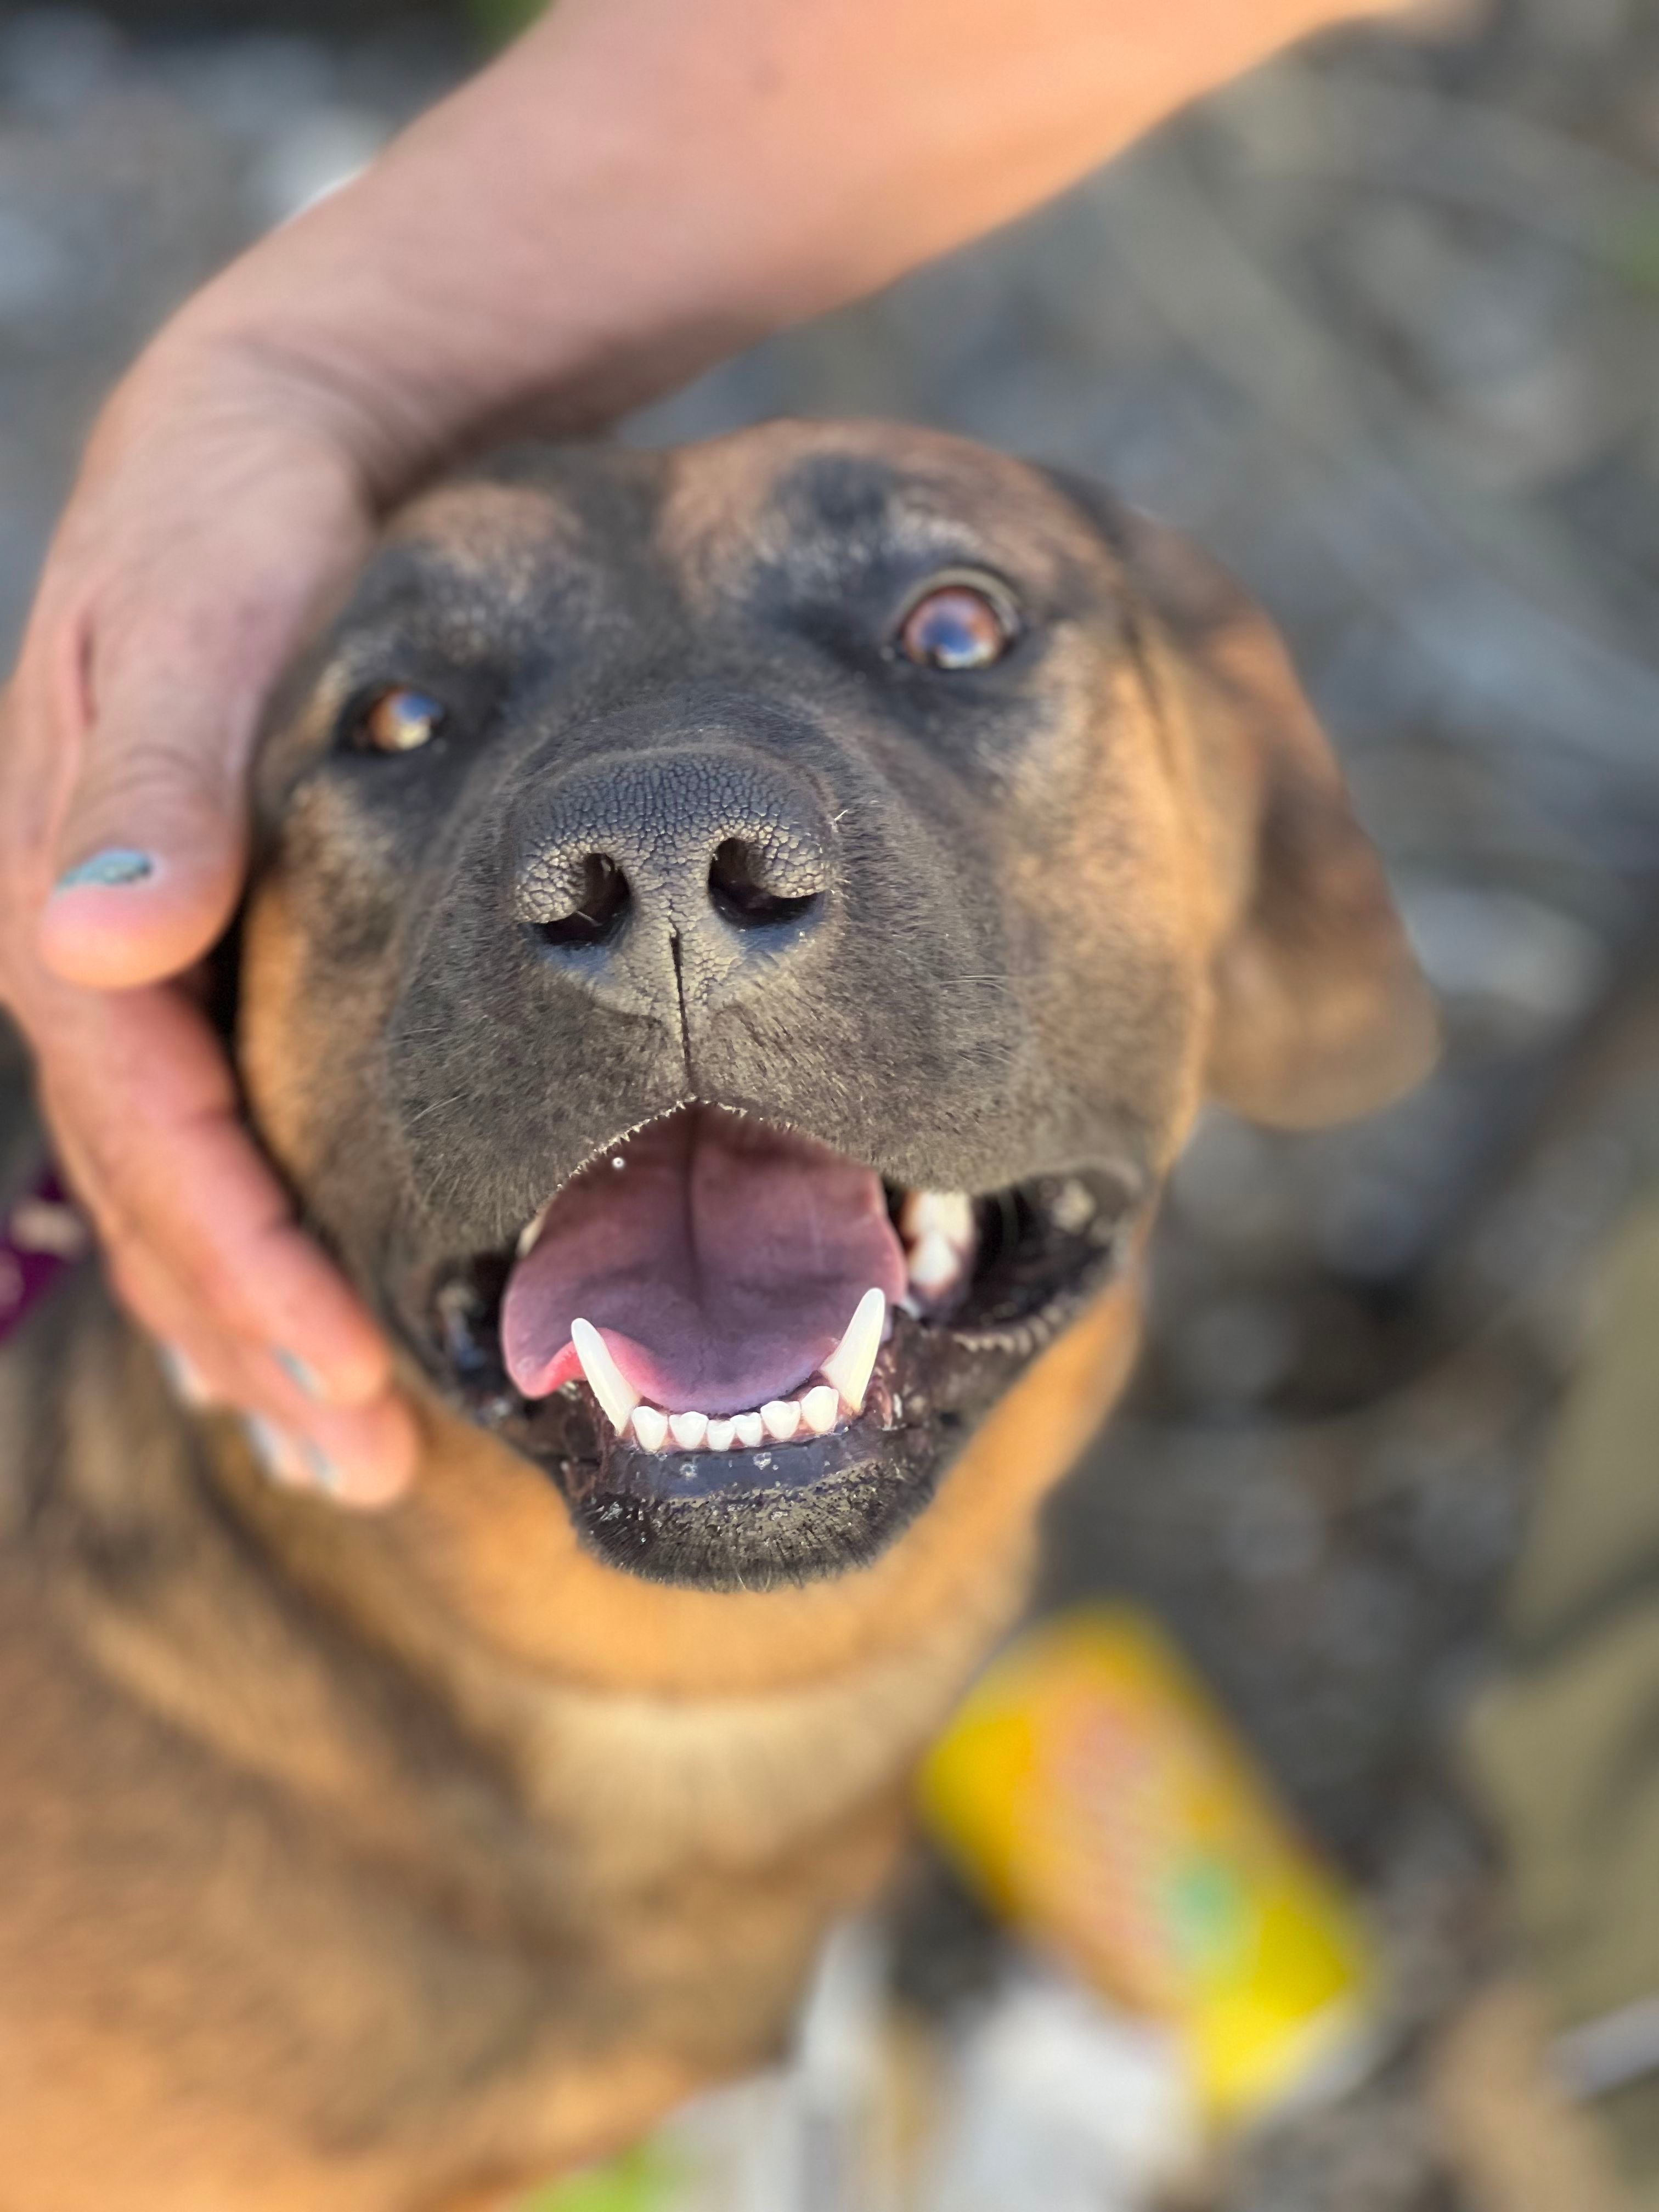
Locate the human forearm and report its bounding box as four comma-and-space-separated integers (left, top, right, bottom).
152, 0, 1402, 491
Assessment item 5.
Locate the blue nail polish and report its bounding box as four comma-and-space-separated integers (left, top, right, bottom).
275, 1349, 325, 1401
157, 1341, 214, 1408
302, 1440, 343, 1494
244, 1415, 306, 1488
55, 848, 155, 891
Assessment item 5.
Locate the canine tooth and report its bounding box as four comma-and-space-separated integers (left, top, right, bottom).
900, 1190, 974, 1253
733, 1412, 764, 1449
821, 1287, 885, 1414
515, 1199, 553, 1260
669, 1410, 708, 1450
800, 1385, 839, 1436
706, 1417, 738, 1453
570, 1319, 640, 1436
631, 1405, 669, 1452
907, 1230, 965, 1296
761, 1398, 801, 1443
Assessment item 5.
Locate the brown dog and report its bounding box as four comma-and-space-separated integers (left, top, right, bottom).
0, 422, 1434, 2210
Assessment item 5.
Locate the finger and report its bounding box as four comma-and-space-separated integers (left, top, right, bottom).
107, 1230, 417, 1510
108, 1235, 317, 1427
40, 716, 250, 991
154, 1341, 221, 1410
258, 1397, 417, 1510
37, 980, 391, 1408
35, 442, 371, 991
37, 588, 270, 991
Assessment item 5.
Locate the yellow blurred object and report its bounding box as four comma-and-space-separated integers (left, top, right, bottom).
919, 1603, 1379, 2129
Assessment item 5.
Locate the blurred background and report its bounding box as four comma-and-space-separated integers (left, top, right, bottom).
6, 1, 1659, 2204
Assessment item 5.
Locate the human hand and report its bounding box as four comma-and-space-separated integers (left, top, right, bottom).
0, 345, 416, 1503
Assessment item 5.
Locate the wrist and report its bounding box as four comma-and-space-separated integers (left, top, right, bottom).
101, 0, 1414, 512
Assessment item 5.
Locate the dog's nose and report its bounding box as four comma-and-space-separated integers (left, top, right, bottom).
513, 750, 833, 1018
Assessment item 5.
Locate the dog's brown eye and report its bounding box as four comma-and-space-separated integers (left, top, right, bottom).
357, 687, 445, 753
897, 577, 1017, 670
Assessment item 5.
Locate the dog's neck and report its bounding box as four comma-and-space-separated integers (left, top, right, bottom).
37, 1273, 1138, 1892
246, 1272, 1141, 1699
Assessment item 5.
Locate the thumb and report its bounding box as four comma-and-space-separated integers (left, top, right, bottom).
40, 652, 250, 991
34, 445, 373, 993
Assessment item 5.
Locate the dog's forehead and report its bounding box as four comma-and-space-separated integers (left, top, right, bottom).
359, 470, 655, 662
382, 481, 592, 605
369, 424, 1105, 648
655, 421, 1089, 605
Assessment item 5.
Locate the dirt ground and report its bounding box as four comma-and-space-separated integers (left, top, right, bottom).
6, 3, 1659, 2203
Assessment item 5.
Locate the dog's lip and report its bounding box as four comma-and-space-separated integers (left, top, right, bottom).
414, 1137, 1139, 1519
497, 1104, 910, 1428
522, 1221, 1130, 1547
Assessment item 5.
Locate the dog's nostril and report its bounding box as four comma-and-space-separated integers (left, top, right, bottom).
535, 853, 630, 948
707, 839, 821, 932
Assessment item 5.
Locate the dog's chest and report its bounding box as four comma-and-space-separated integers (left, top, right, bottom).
2, 1300, 1026, 2198
1, 1553, 932, 2201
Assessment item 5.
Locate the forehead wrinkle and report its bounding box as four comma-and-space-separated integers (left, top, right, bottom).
654, 443, 785, 611
386, 482, 592, 614
354, 481, 618, 675
652, 422, 939, 605
658, 432, 1076, 614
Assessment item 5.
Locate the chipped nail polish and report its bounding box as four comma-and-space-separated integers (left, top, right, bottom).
157, 1341, 215, 1408
54, 849, 155, 892
243, 1415, 308, 1489
301, 1440, 343, 1494
275, 1349, 325, 1401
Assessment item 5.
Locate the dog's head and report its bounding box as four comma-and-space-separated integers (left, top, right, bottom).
242, 421, 1434, 1590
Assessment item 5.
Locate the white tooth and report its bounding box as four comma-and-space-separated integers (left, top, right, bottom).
761, 1398, 801, 1443
706, 1417, 738, 1453
800, 1384, 840, 1436
631, 1405, 669, 1452
821, 1287, 885, 1415
515, 1198, 553, 1260
570, 1318, 640, 1436
733, 1412, 764, 1449
907, 1230, 965, 1295
900, 1190, 974, 1254
669, 1410, 708, 1451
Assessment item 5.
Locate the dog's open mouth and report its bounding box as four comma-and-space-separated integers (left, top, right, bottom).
415, 1104, 1133, 1585
502, 1111, 912, 1450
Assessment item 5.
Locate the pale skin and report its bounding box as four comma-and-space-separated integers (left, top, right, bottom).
0, 0, 1401, 1501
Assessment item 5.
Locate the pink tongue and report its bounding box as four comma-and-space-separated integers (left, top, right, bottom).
501, 1108, 906, 1416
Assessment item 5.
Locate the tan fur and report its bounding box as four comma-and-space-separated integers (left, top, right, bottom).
0, 1271, 1139, 2211
0, 427, 1431, 2208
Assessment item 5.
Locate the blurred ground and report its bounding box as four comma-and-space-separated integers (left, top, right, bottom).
6, 3, 1659, 2204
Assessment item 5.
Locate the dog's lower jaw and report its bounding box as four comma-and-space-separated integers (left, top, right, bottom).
293, 1267, 1145, 1705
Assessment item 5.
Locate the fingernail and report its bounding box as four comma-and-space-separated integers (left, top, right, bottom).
275, 1348, 326, 1401
53, 849, 156, 892
243, 1414, 310, 1489
157, 1341, 216, 1408
301, 1439, 344, 1495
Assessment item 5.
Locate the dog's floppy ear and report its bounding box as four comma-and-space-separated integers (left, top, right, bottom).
1047, 471, 1438, 1129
